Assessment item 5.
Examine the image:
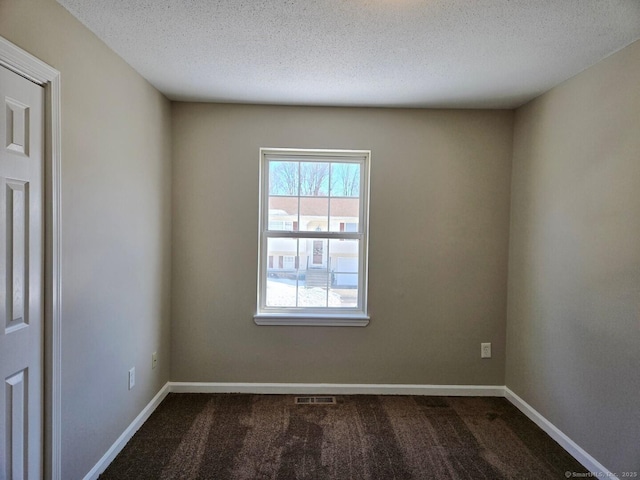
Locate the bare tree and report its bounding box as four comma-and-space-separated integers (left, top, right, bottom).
270, 162, 299, 195
332, 163, 360, 197
270, 161, 359, 197
300, 162, 329, 196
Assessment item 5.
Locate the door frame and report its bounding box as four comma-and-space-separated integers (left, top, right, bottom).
0, 36, 62, 480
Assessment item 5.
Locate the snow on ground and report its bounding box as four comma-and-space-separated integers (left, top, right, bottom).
266, 279, 342, 307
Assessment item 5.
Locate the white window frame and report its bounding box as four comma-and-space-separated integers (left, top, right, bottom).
255, 148, 370, 326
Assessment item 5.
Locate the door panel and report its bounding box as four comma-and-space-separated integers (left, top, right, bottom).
0, 65, 44, 480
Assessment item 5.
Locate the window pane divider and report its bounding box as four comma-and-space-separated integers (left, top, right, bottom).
265, 231, 362, 240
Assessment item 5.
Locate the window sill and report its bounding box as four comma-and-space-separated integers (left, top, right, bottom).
254, 314, 370, 327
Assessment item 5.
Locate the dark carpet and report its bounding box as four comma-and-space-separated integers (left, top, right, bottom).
100, 394, 588, 479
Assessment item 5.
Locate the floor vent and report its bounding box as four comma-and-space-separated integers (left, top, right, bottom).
295, 396, 337, 405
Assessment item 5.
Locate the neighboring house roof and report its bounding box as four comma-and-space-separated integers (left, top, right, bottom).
269, 196, 359, 217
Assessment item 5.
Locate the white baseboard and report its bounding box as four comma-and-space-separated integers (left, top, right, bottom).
504, 387, 617, 480
83, 382, 171, 480
168, 381, 505, 396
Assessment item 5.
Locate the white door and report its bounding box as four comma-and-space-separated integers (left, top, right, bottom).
0, 66, 44, 479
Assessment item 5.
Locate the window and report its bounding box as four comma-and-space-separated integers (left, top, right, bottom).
342, 222, 358, 232
268, 220, 294, 231
256, 148, 370, 326
283, 255, 296, 270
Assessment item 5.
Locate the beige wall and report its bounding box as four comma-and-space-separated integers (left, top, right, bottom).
171, 104, 513, 385
0, 1, 172, 478
507, 40, 640, 472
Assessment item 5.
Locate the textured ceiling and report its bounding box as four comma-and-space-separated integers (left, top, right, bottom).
57, 0, 640, 108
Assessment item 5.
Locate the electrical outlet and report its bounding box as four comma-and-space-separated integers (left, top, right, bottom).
128, 367, 135, 390
152, 352, 157, 370
481, 343, 492, 359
